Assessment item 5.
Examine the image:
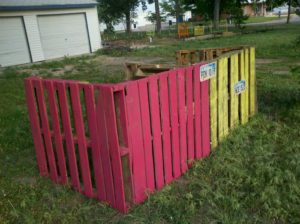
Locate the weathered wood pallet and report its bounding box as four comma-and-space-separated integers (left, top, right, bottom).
124, 63, 173, 80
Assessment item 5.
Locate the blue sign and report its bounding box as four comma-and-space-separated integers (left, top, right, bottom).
234, 80, 246, 95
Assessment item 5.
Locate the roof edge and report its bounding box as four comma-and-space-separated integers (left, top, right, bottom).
0, 3, 97, 11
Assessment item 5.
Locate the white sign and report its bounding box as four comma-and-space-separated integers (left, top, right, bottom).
234, 80, 246, 95
200, 62, 217, 82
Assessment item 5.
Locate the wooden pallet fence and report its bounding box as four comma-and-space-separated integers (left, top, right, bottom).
176, 46, 257, 148
24, 63, 211, 213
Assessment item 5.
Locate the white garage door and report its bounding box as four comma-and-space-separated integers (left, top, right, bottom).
38, 14, 91, 60
0, 17, 31, 67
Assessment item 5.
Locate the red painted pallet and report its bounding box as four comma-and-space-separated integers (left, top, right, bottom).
24, 63, 211, 213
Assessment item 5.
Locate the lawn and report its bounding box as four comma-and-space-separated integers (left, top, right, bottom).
244, 16, 286, 24
0, 24, 300, 223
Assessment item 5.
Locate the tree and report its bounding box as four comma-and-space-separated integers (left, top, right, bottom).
145, 11, 166, 24
97, 0, 144, 33
265, 0, 299, 23
147, 0, 162, 32
184, 0, 248, 29
160, 0, 189, 23
213, 0, 221, 29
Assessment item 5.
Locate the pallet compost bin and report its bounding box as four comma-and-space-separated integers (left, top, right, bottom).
24, 62, 211, 213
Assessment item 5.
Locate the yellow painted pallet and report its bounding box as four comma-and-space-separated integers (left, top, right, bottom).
176, 46, 257, 148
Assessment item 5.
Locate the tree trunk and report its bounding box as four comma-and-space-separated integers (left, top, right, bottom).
154, 0, 161, 33
213, 0, 221, 29
287, 0, 292, 24
125, 11, 131, 33
175, 0, 180, 31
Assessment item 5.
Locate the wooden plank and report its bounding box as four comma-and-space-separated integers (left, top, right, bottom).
24, 78, 48, 176
100, 86, 127, 212
149, 77, 165, 189
194, 65, 202, 159
223, 59, 229, 138
44, 80, 68, 184
239, 51, 249, 124
201, 80, 211, 158
95, 87, 115, 206
209, 66, 218, 149
113, 89, 133, 204
158, 74, 173, 184
69, 83, 93, 197
83, 85, 106, 201
249, 47, 257, 116
56, 82, 81, 191
230, 54, 239, 128
138, 80, 155, 191
169, 70, 181, 178
177, 68, 188, 172
33, 79, 58, 183
185, 67, 195, 163
217, 57, 229, 142
244, 48, 250, 122
126, 82, 147, 203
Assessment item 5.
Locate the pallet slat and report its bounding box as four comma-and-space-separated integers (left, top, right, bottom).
126, 82, 147, 203
149, 77, 165, 189
230, 54, 239, 128
169, 70, 181, 178
217, 57, 228, 142
186, 67, 195, 163
249, 47, 257, 116
33, 79, 58, 182
44, 81, 68, 184
56, 82, 81, 190
138, 80, 155, 192
159, 74, 173, 184
194, 65, 202, 159
83, 85, 106, 201
69, 83, 93, 197
201, 80, 211, 158
178, 68, 188, 172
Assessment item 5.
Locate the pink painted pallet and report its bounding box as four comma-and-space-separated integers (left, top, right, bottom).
24, 63, 211, 213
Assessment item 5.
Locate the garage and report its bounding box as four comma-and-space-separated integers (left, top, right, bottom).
0, 17, 31, 67
38, 14, 91, 60
0, 0, 101, 67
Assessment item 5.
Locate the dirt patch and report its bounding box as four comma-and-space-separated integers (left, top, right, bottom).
91, 55, 174, 67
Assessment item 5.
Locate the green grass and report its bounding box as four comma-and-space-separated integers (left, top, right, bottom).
0, 24, 300, 223
244, 16, 286, 24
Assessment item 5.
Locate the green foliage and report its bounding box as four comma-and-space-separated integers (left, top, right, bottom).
160, 0, 187, 18
97, 0, 145, 32
145, 11, 167, 23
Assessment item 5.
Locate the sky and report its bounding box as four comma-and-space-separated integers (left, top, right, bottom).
100, 3, 156, 31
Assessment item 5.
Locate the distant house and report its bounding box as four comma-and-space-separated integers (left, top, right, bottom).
243, 0, 267, 16
0, 0, 102, 67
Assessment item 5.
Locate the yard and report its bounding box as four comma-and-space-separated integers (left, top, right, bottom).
0, 23, 300, 223
244, 15, 287, 24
